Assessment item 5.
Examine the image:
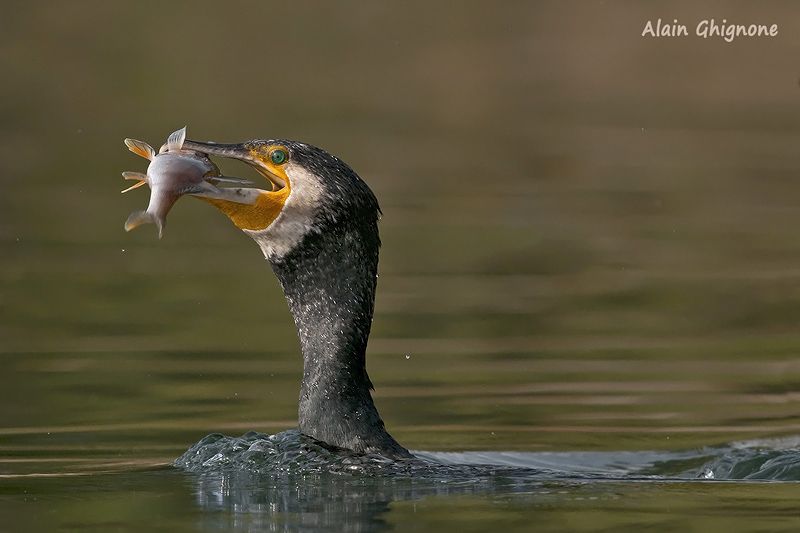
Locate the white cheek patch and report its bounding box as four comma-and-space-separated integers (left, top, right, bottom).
245, 162, 324, 261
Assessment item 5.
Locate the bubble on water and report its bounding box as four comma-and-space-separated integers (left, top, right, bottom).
698, 468, 714, 479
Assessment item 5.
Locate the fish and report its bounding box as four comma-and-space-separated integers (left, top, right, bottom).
121, 126, 253, 238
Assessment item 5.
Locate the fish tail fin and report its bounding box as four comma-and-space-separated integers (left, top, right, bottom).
166, 126, 187, 151
124, 211, 165, 239
124, 138, 156, 160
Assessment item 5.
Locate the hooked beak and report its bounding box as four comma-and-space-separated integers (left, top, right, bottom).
182, 139, 286, 191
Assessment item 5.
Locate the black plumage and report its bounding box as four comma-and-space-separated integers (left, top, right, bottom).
184, 138, 411, 459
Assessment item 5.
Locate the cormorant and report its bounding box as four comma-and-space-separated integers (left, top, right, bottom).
180, 137, 412, 459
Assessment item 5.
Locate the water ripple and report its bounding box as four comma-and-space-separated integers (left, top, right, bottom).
175, 431, 800, 482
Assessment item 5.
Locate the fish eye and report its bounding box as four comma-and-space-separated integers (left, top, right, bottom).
270, 148, 288, 165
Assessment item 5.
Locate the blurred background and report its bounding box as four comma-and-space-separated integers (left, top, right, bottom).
3, 0, 800, 467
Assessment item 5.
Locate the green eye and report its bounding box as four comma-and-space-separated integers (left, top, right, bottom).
270, 148, 288, 165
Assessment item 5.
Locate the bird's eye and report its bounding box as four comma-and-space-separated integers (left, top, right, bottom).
270, 148, 288, 165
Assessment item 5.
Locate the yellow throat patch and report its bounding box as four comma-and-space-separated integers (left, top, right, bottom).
198, 145, 291, 231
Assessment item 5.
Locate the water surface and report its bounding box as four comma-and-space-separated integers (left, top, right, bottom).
3, 1, 800, 531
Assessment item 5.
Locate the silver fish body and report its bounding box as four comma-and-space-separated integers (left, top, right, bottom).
124, 151, 221, 237
122, 127, 252, 238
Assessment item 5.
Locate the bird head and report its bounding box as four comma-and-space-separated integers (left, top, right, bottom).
181, 138, 380, 261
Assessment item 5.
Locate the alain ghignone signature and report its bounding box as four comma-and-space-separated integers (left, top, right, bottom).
642, 18, 778, 42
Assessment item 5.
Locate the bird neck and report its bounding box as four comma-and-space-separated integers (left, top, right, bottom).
268, 219, 409, 458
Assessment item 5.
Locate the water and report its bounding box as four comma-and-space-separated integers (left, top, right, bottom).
4, 1, 800, 531
174, 430, 800, 482
6, 430, 800, 531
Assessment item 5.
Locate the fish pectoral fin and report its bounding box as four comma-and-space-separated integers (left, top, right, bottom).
181, 181, 221, 196
165, 126, 187, 152
206, 175, 256, 186
121, 181, 147, 193
120, 172, 149, 193
124, 138, 156, 160
122, 171, 148, 181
